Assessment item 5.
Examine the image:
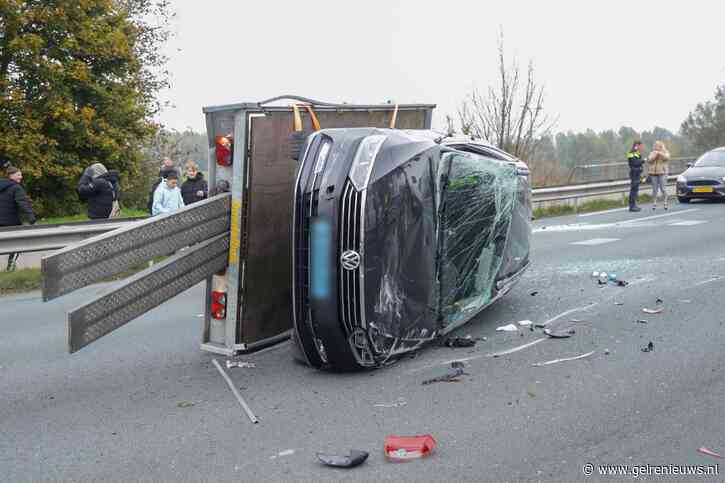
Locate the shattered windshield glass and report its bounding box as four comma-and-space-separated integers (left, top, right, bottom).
438, 151, 518, 329
364, 145, 525, 352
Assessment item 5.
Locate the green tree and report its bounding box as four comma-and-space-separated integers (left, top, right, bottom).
0, 0, 171, 216
681, 85, 725, 154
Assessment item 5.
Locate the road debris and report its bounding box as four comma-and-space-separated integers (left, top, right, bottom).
490, 338, 546, 358
604, 348, 610, 355
544, 327, 576, 338
443, 337, 476, 348
226, 360, 256, 369
270, 449, 295, 460
384, 435, 437, 461
697, 447, 723, 459
177, 401, 195, 408
530, 291, 539, 296
212, 358, 259, 424
636, 319, 648, 324
374, 397, 408, 408
656, 298, 664, 305
422, 362, 467, 385
614, 301, 624, 306
532, 350, 596, 367
496, 324, 518, 332
641, 341, 655, 352
317, 449, 369, 468
642, 307, 665, 315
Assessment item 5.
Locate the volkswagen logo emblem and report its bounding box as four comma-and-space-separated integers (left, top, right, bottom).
341, 250, 361, 271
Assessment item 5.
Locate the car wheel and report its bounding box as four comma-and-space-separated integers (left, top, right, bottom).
678, 197, 690, 204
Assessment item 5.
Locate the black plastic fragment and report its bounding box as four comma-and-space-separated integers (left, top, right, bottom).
422, 362, 468, 385
544, 327, 576, 338
317, 449, 369, 468
641, 341, 655, 352
443, 337, 476, 348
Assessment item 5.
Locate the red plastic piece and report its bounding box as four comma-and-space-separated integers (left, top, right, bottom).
697, 447, 722, 459
215, 135, 233, 166
211, 291, 226, 320
384, 434, 437, 461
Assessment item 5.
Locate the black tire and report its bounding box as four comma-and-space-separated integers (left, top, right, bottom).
678, 197, 690, 204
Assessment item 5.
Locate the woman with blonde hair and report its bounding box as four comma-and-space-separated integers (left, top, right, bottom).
647, 141, 671, 210
181, 160, 208, 205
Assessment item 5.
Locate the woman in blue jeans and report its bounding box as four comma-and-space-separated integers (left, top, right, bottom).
647, 141, 671, 210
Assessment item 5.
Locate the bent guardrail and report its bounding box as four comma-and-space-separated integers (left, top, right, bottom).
0, 217, 146, 255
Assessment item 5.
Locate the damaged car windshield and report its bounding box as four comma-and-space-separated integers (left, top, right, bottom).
438, 151, 518, 329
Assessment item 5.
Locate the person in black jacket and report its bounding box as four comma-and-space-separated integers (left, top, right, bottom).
180, 161, 208, 205
627, 141, 645, 212
78, 163, 120, 219
0, 165, 36, 271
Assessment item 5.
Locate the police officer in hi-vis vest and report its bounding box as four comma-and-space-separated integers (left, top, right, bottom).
627, 141, 645, 212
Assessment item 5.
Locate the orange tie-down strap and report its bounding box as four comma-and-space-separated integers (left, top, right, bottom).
390, 103, 399, 129
292, 104, 321, 132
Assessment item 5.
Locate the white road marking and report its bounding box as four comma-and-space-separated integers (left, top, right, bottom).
668, 220, 707, 226
570, 238, 620, 246
577, 207, 628, 217
489, 338, 547, 358
618, 208, 699, 224
538, 303, 599, 327
694, 275, 725, 287
410, 338, 548, 373
532, 351, 596, 367
535, 208, 699, 234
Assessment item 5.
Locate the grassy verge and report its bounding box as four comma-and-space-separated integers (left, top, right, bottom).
36, 208, 147, 225
0, 269, 43, 294
0, 259, 162, 295
534, 194, 654, 219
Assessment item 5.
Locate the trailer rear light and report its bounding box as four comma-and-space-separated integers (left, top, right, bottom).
215, 135, 233, 166
384, 434, 437, 461
211, 291, 227, 319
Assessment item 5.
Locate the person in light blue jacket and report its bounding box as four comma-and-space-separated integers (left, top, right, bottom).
152, 171, 185, 216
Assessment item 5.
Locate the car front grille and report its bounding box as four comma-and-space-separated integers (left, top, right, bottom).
339, 181, 363, 338
294, 189, 313, 338
688, 179, 720, 186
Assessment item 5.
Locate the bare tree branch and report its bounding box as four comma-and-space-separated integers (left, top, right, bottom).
456, 31, 553, 162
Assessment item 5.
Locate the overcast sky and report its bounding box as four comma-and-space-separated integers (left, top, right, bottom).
159, 0, 724, 136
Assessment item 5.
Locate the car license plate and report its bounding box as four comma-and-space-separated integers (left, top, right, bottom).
692, 187, 714, 193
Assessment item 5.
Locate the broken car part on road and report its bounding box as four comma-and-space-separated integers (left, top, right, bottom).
317, 449, 370, 468
384, 435, 437, 461
422, 361, 468, 385
212, 358, 259, 424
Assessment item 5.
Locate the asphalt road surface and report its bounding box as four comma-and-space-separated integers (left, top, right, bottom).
2, 200, 725, 482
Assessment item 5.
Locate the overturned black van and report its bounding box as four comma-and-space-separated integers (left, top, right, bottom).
292, 129, 532, 370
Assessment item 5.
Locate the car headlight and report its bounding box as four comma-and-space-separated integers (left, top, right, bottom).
349, 135, 387, 191
677, 175, 686, 184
